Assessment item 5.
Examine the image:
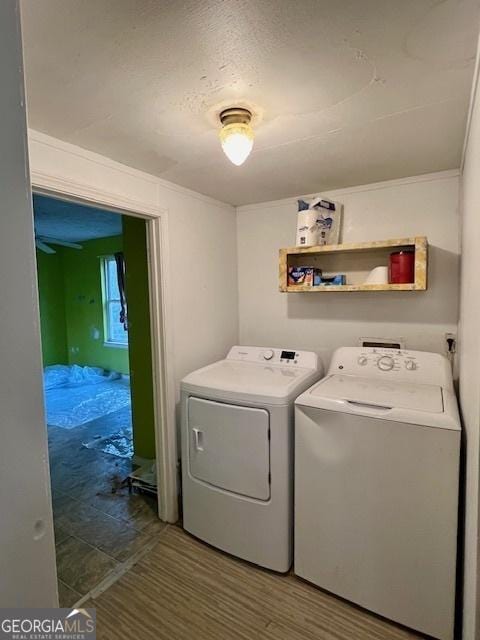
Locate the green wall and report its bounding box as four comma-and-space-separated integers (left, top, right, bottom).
36, 250, 68, 366
123, 216, 156, 460
36, 226, 155, 460
62, 236, 129, 374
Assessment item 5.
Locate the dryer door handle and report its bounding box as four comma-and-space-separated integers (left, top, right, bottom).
192, 428, 204, 452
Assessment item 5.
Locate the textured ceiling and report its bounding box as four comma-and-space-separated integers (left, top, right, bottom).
21, 0, 480, 205
33, 195, 122, 242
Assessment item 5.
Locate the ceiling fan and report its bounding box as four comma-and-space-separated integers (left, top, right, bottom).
35, 236, 83, 254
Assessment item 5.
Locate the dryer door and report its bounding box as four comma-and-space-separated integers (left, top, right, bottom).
187, 397, 270, 500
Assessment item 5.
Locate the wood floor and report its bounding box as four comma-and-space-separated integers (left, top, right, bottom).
86, 525, 422, 640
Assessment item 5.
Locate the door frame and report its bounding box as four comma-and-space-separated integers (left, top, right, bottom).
31, 175, 178, 523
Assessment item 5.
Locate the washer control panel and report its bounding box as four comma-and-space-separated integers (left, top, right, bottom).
352, 348, 418, 372
329, 346, 453, 388
354, 349, 419, 372
227, 345, 319, 370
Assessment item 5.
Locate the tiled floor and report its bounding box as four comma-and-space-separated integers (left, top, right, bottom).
48, 405, 164, 606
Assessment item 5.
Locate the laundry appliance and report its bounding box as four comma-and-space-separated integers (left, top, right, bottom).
294, 346, 460, 640
181, 345, 321, 572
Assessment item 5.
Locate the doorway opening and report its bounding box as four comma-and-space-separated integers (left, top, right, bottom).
33, 194, 163, 606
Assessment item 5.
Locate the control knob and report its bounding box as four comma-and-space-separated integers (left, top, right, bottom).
357, 356, 368, 366
405, 360, 417, 371
263, 349, 274, 361
377, 355, 394, 371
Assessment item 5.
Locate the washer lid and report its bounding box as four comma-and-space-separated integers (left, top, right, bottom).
181, 359, 318, 404
310, 374, 444, 413
296, 374, 461, 431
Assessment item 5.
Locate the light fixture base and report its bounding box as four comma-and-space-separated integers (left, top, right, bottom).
219, 107, 252, 127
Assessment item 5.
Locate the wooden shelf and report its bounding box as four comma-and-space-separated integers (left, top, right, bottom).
279, 236, 427, 293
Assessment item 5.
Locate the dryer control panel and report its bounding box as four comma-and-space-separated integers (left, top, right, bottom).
227, 345, 319, 370
328, 347, 453, 390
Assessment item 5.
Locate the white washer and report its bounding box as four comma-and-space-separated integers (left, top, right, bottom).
181, 345, 321, 572
294, 347, 460, 640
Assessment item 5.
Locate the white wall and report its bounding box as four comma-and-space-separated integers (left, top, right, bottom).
237, 171, 460, 370
458, 45, 480, 639
0, 1, 57, 606
161, 189, 238, 391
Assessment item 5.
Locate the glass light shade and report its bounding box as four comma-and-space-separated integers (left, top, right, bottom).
219, 122, 254, 166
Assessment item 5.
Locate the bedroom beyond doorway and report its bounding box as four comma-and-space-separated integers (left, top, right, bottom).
33, 194, 161, 606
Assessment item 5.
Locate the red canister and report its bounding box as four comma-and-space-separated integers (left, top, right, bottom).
389, 250, 415, 284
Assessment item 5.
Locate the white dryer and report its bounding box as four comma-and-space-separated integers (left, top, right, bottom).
181, 345, 321, 572
294, 347, 460, 640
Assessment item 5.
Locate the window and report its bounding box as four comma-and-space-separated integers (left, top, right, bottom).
101, 256, 128, 346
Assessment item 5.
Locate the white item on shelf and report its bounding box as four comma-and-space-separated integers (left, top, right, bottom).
294, 346, 460, 640
181, 345, 322, 572
365, 265, 388, 284
296, 210, 320, 247
296, 198, 343, 247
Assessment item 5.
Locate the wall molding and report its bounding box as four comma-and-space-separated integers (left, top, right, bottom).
237, 169, 461, 213
31, 170, 163, 218
461, 30, 480, 173
29, 129, 232, 210
30, 130, 461, 215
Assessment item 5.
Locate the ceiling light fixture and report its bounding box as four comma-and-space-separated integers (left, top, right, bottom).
219, 107, 254, 166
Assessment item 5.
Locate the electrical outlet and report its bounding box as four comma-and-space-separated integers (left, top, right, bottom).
445, 333, 456, 354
